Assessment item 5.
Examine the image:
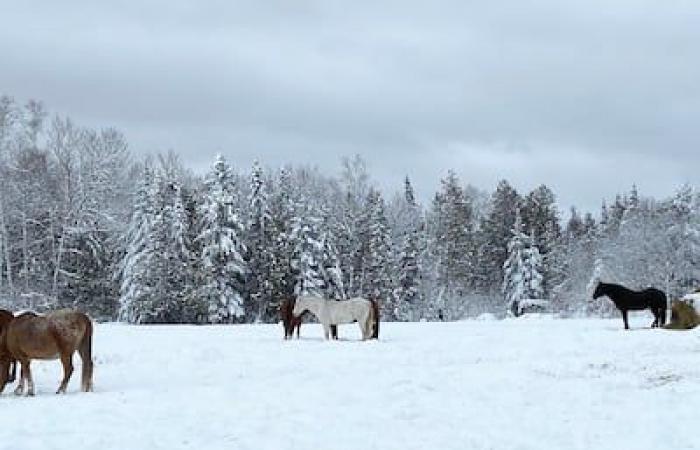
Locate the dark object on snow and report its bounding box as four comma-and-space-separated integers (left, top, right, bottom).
664, 299, 700, 330
0, 309, 17, 383
0, 310, 93, 396
592, 282, 667, 330
279, 297, 337, 340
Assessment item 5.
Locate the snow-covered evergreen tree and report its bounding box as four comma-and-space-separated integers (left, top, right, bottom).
502, 210, 544, 316
289, 211, 325, 297
118, 165, 154, 323
246, 161, 275, 322
197, 155, 247, 323
477, 180, 521, 295
267, 167, 296, 306
394, 177, 422, 321
364, 189, 395, 318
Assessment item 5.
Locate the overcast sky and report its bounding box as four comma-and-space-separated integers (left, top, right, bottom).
2, 1, 699, 214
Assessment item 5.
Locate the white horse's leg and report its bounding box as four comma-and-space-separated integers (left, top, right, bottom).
323, 323, 330, 340
14, 360, 27, 395
358, 317, 367, 340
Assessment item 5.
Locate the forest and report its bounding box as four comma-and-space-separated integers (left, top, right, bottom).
1, 96, 698, 323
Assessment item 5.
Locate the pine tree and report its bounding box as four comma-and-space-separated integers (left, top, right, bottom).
522, 184, 560, 254
118, 165, 154, 323
502, 210, 544, 316
396, 228, 420, 321
144, 168, 198, 323
289, 211, 325, 297
268, 167, 296, 306
394, 177, 422, 321
197, 155, 247, 323
364, 189, 395, 319
477, 180, 521, 294
246, 161, 275, 322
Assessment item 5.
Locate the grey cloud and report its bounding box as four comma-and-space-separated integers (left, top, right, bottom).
2, 0, 699, 214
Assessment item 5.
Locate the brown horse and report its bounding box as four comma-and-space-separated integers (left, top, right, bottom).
0, 310, 94, 396
280, 298, 302, 340
280, 297, 338, 340
0, 309, 17, 382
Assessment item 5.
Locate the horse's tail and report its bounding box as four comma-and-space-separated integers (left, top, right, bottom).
78, 314, 94, 392
365, 300, 379, 339
371, 299, 380, 339
365, 301, 375, 340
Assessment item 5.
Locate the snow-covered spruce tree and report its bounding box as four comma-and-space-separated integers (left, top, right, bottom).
665, 184, 700, 295
245, 161, 276, 322
394, 177, 422, 321
142, 163, 200, 323
427, 171, 476, 319
197, 154, 247, 323
319, 218, 346, 300
502, 209, 544, 316
364, 188, 396, 319
118, 165, 155, 323
289, 207, 325, 297
519, 185, 559, 300
267, 167, 296, 307
476, 180, 521, 296
396, 227, 420, 321
522, 184, 561, 254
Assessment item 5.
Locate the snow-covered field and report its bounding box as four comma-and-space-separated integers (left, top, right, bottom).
2, 315, 699, 450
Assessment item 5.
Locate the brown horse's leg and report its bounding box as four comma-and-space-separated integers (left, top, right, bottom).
56, 353, 74, 394
295, 321, 301, 339
78, 318, 94, 392
331, 325, 338, 340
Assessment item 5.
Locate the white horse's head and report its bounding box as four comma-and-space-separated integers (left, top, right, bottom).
292, 298, 305, 318
293, 296, 324, 318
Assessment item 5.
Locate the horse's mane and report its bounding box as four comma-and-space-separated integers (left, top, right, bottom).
600, 282, 635, 297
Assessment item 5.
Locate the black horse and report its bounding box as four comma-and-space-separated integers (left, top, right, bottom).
592, 282, 667, 330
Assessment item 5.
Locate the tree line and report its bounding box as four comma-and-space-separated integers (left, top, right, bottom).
1, 96, 698, 323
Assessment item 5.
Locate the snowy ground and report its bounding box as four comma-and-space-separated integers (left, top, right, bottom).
2, 314, 699, 450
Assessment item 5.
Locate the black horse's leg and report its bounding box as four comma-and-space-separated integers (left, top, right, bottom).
622, 309, 630, 330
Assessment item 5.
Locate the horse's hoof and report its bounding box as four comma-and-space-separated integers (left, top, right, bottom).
14, 389, 23, 396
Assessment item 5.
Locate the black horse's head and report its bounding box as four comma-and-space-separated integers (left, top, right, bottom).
592, 282, 606, 299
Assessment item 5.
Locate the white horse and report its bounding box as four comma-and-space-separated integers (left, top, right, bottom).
293, 296, 375, 340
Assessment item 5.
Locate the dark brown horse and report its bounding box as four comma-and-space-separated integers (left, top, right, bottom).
0, 309, 17, 382
0, 310, 94, 396
280, 298, 302, 339
280, 297, 338, 340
